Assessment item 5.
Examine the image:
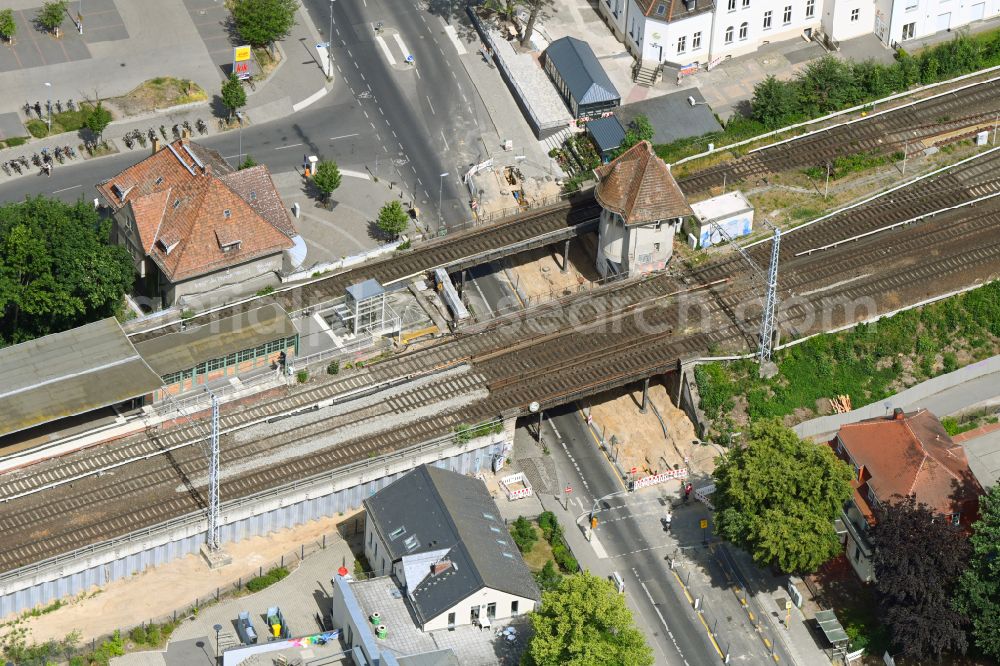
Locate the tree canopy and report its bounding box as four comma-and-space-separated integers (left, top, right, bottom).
376, 200, 408, 240
85, 103, 112, 141
954, 485, 1000, 660
523, 571, 653, 666
712, 420, 853, 573
231, 0, 298, 48
36, 1, 67, 33
220, 73, 247, 121
0, 9, 17, 42
871, 495, 970, 662
312, 160, 341, 201
0, 197, 134, 346
511, 516, 537, 553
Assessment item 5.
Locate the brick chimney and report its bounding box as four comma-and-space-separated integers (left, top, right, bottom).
151, 136, 160, 154
181, 127, 190, 141
431, 560, 452, 576
892, 407, 904, 421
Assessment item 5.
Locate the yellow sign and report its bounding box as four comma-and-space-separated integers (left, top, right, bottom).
785, 600, 793, 610
699, 519, 709, 529
234, 45, 252, 62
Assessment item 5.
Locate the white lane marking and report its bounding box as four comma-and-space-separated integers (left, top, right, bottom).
275, 143, 303, 150
329, 133, 359, 141
52, 184, 81, 193
292, 87, 328, 112
374, 35, 396, 65
370, 122, 377, 130
339, 169, 371, 180
440, 130, 449, 151
426, 95, 435, 115
363, 110, 370, 119
415, 68, 421, 79
359, 71, 365, 81
443, 25, 467, 54
635, 570, 689, 666
392, 33, 410, 59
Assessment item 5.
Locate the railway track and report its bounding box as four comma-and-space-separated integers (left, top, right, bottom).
677, 77, 1000, 194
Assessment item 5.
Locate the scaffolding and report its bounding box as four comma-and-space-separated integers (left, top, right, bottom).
335, 279, 401, 337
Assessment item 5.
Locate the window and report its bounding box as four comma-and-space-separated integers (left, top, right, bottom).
742, 0, 749, 6
511, 600, 519, 616
692, 31, 701, 49
489, 525, 501, 533
727, 0, 735, 11
951, 513, 961, 526
854, 544, 861, 561
389, 526, 406, 539
850, 8, 859, 21
677, 35, 686, 53
902, 22, 916, 39
739, 22, 748, 39
482, 512, 497, 520
368, 532, 373, 546
653, 242, 661, 252
904, 0, 917, 10
448, 612, 456, 628
656, 3, 666, 15
154, 176, 164, 185
806, 0, 815, 18
725, 25, 734, 43
867, 486, 878, 506
403, 535, 419, 552
783, 5, 791, 24
487, 603, 496, 619
502, 551, 514, 559
763, 10, 771, 29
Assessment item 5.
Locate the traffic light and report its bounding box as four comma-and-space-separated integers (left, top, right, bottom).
590, 516, 598, 529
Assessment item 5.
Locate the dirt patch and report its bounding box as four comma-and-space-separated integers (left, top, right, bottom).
507, 233, 602, 303
585, 381, 710, 478
1, 510, 361, 645
109, 78, 207, 117
521, 525, 554, 572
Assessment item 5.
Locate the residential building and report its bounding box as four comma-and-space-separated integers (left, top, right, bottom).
874, 0, 1000, 47
362, 464, 539, 631
593, 140, 692, 277
832, 408, 984, 582
543, 36, 621, 119
98, 139, 299, 308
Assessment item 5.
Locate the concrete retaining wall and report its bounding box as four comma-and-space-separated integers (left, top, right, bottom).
0, 431, 511, 618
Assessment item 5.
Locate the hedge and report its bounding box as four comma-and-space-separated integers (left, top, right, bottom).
245, 566, 290, 592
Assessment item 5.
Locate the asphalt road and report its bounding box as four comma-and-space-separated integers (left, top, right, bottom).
540, 406, 723, 666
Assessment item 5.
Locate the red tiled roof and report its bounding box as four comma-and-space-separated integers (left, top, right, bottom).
593, 141, 692, 225
97, 140, 295, 283
636, 0, 715, 20
835, 409, 983, 520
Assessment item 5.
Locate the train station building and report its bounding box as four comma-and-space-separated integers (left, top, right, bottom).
134, 304, 299, 400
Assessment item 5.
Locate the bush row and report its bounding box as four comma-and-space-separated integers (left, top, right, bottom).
245, 566, 290, 593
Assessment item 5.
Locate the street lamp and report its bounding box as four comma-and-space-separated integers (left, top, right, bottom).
235, 111, 244, 166
44, 82, 52, 131
328, 0, 335, 80
528, 400, 542, 443
213, 623, 222, 661
438, 172, 449, 225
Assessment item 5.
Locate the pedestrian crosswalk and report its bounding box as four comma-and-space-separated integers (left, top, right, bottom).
374, 32, 413, 66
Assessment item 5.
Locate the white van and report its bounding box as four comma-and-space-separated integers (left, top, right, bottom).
611, 571, 625, 594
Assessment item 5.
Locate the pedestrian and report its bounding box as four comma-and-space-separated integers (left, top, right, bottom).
44, 163, 51, 177
684, 482, 693, 502
664, 511, 672, 532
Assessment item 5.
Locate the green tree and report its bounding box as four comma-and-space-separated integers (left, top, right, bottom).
231, 0, 298, 48
511, 516, 538, 553
520, 0, 553, 48
617, 115, 655, 154
0, 9, 17, 44
0, 197, 134, 346
712, 420, 853, 573
524, 571, 653, 666
238, 154, 257, 170
751, 75, 802, 129
312, 159, 342, 201
220, 73, 247, 121
535, 560, 562, 592
796, 56, 860, 116
376, 200, 409, 240
36, 0, 67, 34
954, 485, 1000, 660
871, 495, 970, 662
84, 102, 112, 141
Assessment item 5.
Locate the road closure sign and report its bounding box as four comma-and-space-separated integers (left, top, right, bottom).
233, 45, 252, 79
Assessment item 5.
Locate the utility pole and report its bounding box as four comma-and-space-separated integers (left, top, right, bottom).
824, 161, 831, 199
206, 393, 220, 551
439, 172, 449, 226
758, 227, 781, 366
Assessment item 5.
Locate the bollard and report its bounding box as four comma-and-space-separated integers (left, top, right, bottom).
323, 534, 327, 549
693, 597, 701, 611
301, 544, 305, 559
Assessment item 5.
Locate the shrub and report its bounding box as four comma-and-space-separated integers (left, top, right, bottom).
255, 285, 274, 296
245, 566, 290, 592
296, 369, 308, 383
129, 626, 147, 645
327, 360, 340, 375
510, 516, 538, 553
538, 511, 557, 540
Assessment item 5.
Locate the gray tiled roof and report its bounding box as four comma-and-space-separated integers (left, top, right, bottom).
364, 465, 539, 626
0, 318, 162, 437
614, 89, 722, 146
545, 36, 620, 106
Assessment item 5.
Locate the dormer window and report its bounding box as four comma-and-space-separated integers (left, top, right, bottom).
154, 177, 164, 185
157, 239, 179, 255
223, 209, 232, 219
111, 183, 132, 201
173, 199, 181, 209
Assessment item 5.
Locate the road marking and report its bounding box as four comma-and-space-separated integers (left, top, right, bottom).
363, 110, 369, 119
580, 409, 630, 492
443, 25, 467, 54
374, 35, 397, 65
440, 130, 449, 151
347, 48, 353, 58
371, 122, 377, 130
52, 184, 81, 194
379, 106, 385, 116
426, 95, 435, 115
415, 68, 421, 80
292, 87, 328, 112
274, 143, 303, 150
359, 71, 365, 81
392, 33, 410, 60
637, 569, 692, 666
339, 169, 371, 180
329, 133, 359, 141
392, 130, 397, 138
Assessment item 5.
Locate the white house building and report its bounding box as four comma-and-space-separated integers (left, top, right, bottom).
597, 0, 1000, 70
362, 464, 539, 631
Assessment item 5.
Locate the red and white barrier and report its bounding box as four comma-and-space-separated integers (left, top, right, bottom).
632, 467, 688, 490
500, 472, 533, 501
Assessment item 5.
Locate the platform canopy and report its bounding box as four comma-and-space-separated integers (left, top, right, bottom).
0, 318, 162, 438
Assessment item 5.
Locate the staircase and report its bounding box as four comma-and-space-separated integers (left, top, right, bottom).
634, 61, 658, 87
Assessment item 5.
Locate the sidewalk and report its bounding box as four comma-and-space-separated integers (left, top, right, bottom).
0, 5, 331, 182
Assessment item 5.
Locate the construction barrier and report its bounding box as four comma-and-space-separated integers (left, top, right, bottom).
632, 468, 688, 490
499, 472, 533, 500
